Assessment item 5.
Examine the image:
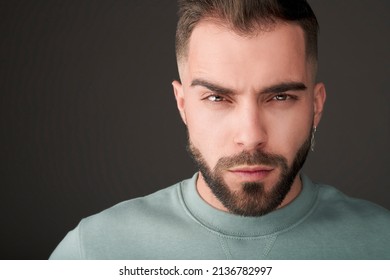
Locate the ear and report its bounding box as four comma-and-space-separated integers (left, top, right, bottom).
313, 82, 327, 127
172, 80, 187, 125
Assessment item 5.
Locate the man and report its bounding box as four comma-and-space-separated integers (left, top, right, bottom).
50, 0, 390, 259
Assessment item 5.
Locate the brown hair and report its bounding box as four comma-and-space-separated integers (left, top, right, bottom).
175, 0, 319, 64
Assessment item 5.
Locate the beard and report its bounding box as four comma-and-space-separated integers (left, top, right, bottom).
187, 133, 311, 217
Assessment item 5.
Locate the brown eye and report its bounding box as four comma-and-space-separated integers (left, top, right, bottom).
207, 95, 225, 102
273, 94, 289, 101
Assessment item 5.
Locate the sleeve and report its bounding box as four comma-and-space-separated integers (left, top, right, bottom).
49, 225, 83, 259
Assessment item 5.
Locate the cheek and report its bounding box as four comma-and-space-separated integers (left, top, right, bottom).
267, 105, 313, 160
185, 104, 232, 166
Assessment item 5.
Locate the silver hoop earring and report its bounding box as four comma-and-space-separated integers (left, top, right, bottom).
310, 126, 317, 152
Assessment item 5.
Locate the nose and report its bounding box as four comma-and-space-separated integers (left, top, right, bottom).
233, 101, 267, 150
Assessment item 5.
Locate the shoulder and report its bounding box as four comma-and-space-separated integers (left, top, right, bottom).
316, 183, 390, 218
299, 182, 390, 258
51, 179, 192, 259
82, 181, 184, 230
313, 183, 390, 233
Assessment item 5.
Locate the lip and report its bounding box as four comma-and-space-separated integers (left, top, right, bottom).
228, 166, 274, 181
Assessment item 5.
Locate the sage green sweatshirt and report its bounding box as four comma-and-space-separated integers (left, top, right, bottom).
50, 173, 390, 259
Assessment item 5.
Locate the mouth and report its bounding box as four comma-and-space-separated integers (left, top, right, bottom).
228, 166, 274, 181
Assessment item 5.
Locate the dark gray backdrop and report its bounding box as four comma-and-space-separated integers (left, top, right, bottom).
0, 0, 389, 259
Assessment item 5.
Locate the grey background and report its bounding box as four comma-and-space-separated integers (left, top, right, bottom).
0, 0, 388, 259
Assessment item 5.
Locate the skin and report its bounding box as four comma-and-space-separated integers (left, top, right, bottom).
172, 20, 326, 214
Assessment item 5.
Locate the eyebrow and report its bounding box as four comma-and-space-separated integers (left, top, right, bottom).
261, 82, 307, 94
190, 78, 307, 95
191, 79, 234, 95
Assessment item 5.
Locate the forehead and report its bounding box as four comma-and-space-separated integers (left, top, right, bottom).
183, 21, 310, 87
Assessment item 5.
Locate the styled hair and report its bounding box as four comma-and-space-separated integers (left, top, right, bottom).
175, 0, 319, 64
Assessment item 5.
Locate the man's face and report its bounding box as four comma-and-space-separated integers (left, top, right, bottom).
173, 21, 325, 216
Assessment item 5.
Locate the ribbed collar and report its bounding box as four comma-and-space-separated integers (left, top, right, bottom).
180, 173, 319, 237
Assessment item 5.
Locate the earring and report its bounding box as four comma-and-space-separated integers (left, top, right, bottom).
311, 126, 317, 152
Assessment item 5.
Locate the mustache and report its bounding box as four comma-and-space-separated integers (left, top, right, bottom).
215, 150, 287, 170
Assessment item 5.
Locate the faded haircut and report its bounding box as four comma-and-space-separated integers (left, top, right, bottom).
175, 0, 319, 65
